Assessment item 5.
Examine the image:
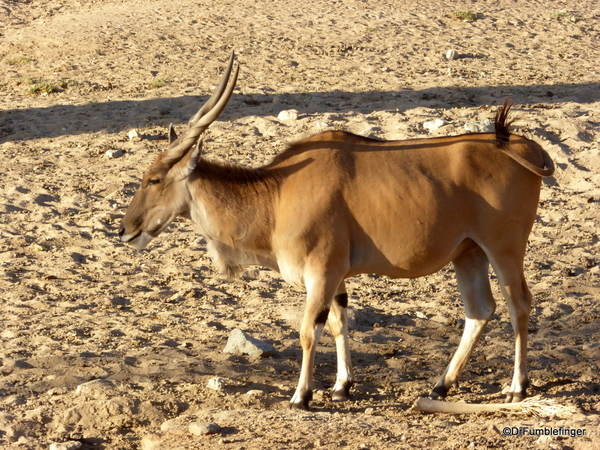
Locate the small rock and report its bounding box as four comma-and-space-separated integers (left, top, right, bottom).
415, 311, 428, 319
189, 422, 220, 436
207, 377, 225, 391
128, 129, 140, 141
246, 389, 265, 397
49, 442, 82, 450
464, 119, 495, 133
140, 432, 165, 450
223, 328, 276, 358
161, 415, 196, 434
423, 118, 445, 132
314, 121, 331, 130
365, 407, 375, 415
75, 379, 115, 397
446, 49, 459, 60
536, 435, 554, 445
105, 149, 124, 159
277, 109, 298, 121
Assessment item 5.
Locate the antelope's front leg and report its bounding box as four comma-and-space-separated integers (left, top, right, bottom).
328, 283, 354, 401
289, 277, 339, 410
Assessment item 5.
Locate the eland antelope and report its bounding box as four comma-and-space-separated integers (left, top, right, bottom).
119, 52, 555, 410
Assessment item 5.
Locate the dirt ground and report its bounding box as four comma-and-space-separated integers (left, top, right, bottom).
1, 0, 599, 449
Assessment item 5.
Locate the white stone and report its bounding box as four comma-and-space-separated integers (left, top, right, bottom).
446, 49, 459, 60
423, 118, 445, 132
75, 379, 115, 397
246, 389, 265, 396
105, 149, 124, 158
189, 422, 220, 436
223, 328, 276, 358
207, 377, 225, 391
49, 442, 82, 450
464, 119, 495, 133
127, 129, 140, 140
277, 109, 298, 121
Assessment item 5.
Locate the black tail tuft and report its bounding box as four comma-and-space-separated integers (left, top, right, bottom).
495, 99, 514, 149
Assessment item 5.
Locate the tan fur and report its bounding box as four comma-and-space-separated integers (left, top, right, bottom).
119, 57, 554, 411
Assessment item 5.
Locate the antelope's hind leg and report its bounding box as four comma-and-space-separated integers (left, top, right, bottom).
431, 245, 496, 399
328, 282, 354, 402
489, 256, 532, 403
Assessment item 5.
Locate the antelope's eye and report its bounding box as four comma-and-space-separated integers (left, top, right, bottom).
147, 178, 161, 186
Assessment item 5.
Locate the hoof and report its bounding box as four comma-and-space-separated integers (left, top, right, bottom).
331, 382, 353, 402
289, 400, 311, 411
289, 390, 312, 410
504, 392, 525, 403
429, 385, 448, 400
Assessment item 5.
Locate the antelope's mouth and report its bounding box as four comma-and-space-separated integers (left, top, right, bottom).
120, 230, 153, 250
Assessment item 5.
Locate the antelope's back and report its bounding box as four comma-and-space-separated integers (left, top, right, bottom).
269, 130, 545, 277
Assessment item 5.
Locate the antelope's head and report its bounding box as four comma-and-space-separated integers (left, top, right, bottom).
119, 52, 239, 249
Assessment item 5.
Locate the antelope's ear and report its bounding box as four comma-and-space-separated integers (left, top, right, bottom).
181, 140, 203, 178
168, 123, 178, 146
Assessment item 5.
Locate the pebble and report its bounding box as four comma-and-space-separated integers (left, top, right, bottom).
189, 422, 220, 436
207, 377, 225, 391
127, 129, 140, 141
75, 379, 116, 397
277, 109, 298, 121
49, 442, 82, 450
223, 328, 276, 358
246, 389, 265, 397
140, 432, 165, 450
446, 49, 459, 60
415, 311, 428, 319
423, 118, 445, 132
464, 119, 495, 133
105, 149, 124, 159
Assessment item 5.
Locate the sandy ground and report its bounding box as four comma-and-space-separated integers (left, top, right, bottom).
1, 0, 599, 449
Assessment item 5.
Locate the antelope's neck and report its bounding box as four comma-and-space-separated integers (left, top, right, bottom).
187, 160, 277, 252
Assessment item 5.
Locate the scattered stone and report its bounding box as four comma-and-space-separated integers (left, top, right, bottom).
246, 389, 265, 397
415, 311, 428, 320
365, 407, 375, 415
277, 109, 298, 121
49, 442, 82, 450
140, 432, 165, 450
423, 118, 445, 132
160, 415, 196, 434
314, 121, 331, 130
223, 328, 276, 358
536, 434, 554, 445
127, 129, 140, 141
207, 377, 225, 391
446, 49, 459, 60
358, 125, 381, 136
464, 119, 495, 133
105, 149, 124, 158
75, 379, 115, 397
189, 422, 220, 436
47, 387, 68, 396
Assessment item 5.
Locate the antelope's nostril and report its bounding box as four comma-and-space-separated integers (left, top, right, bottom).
118, 228, 125, 237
